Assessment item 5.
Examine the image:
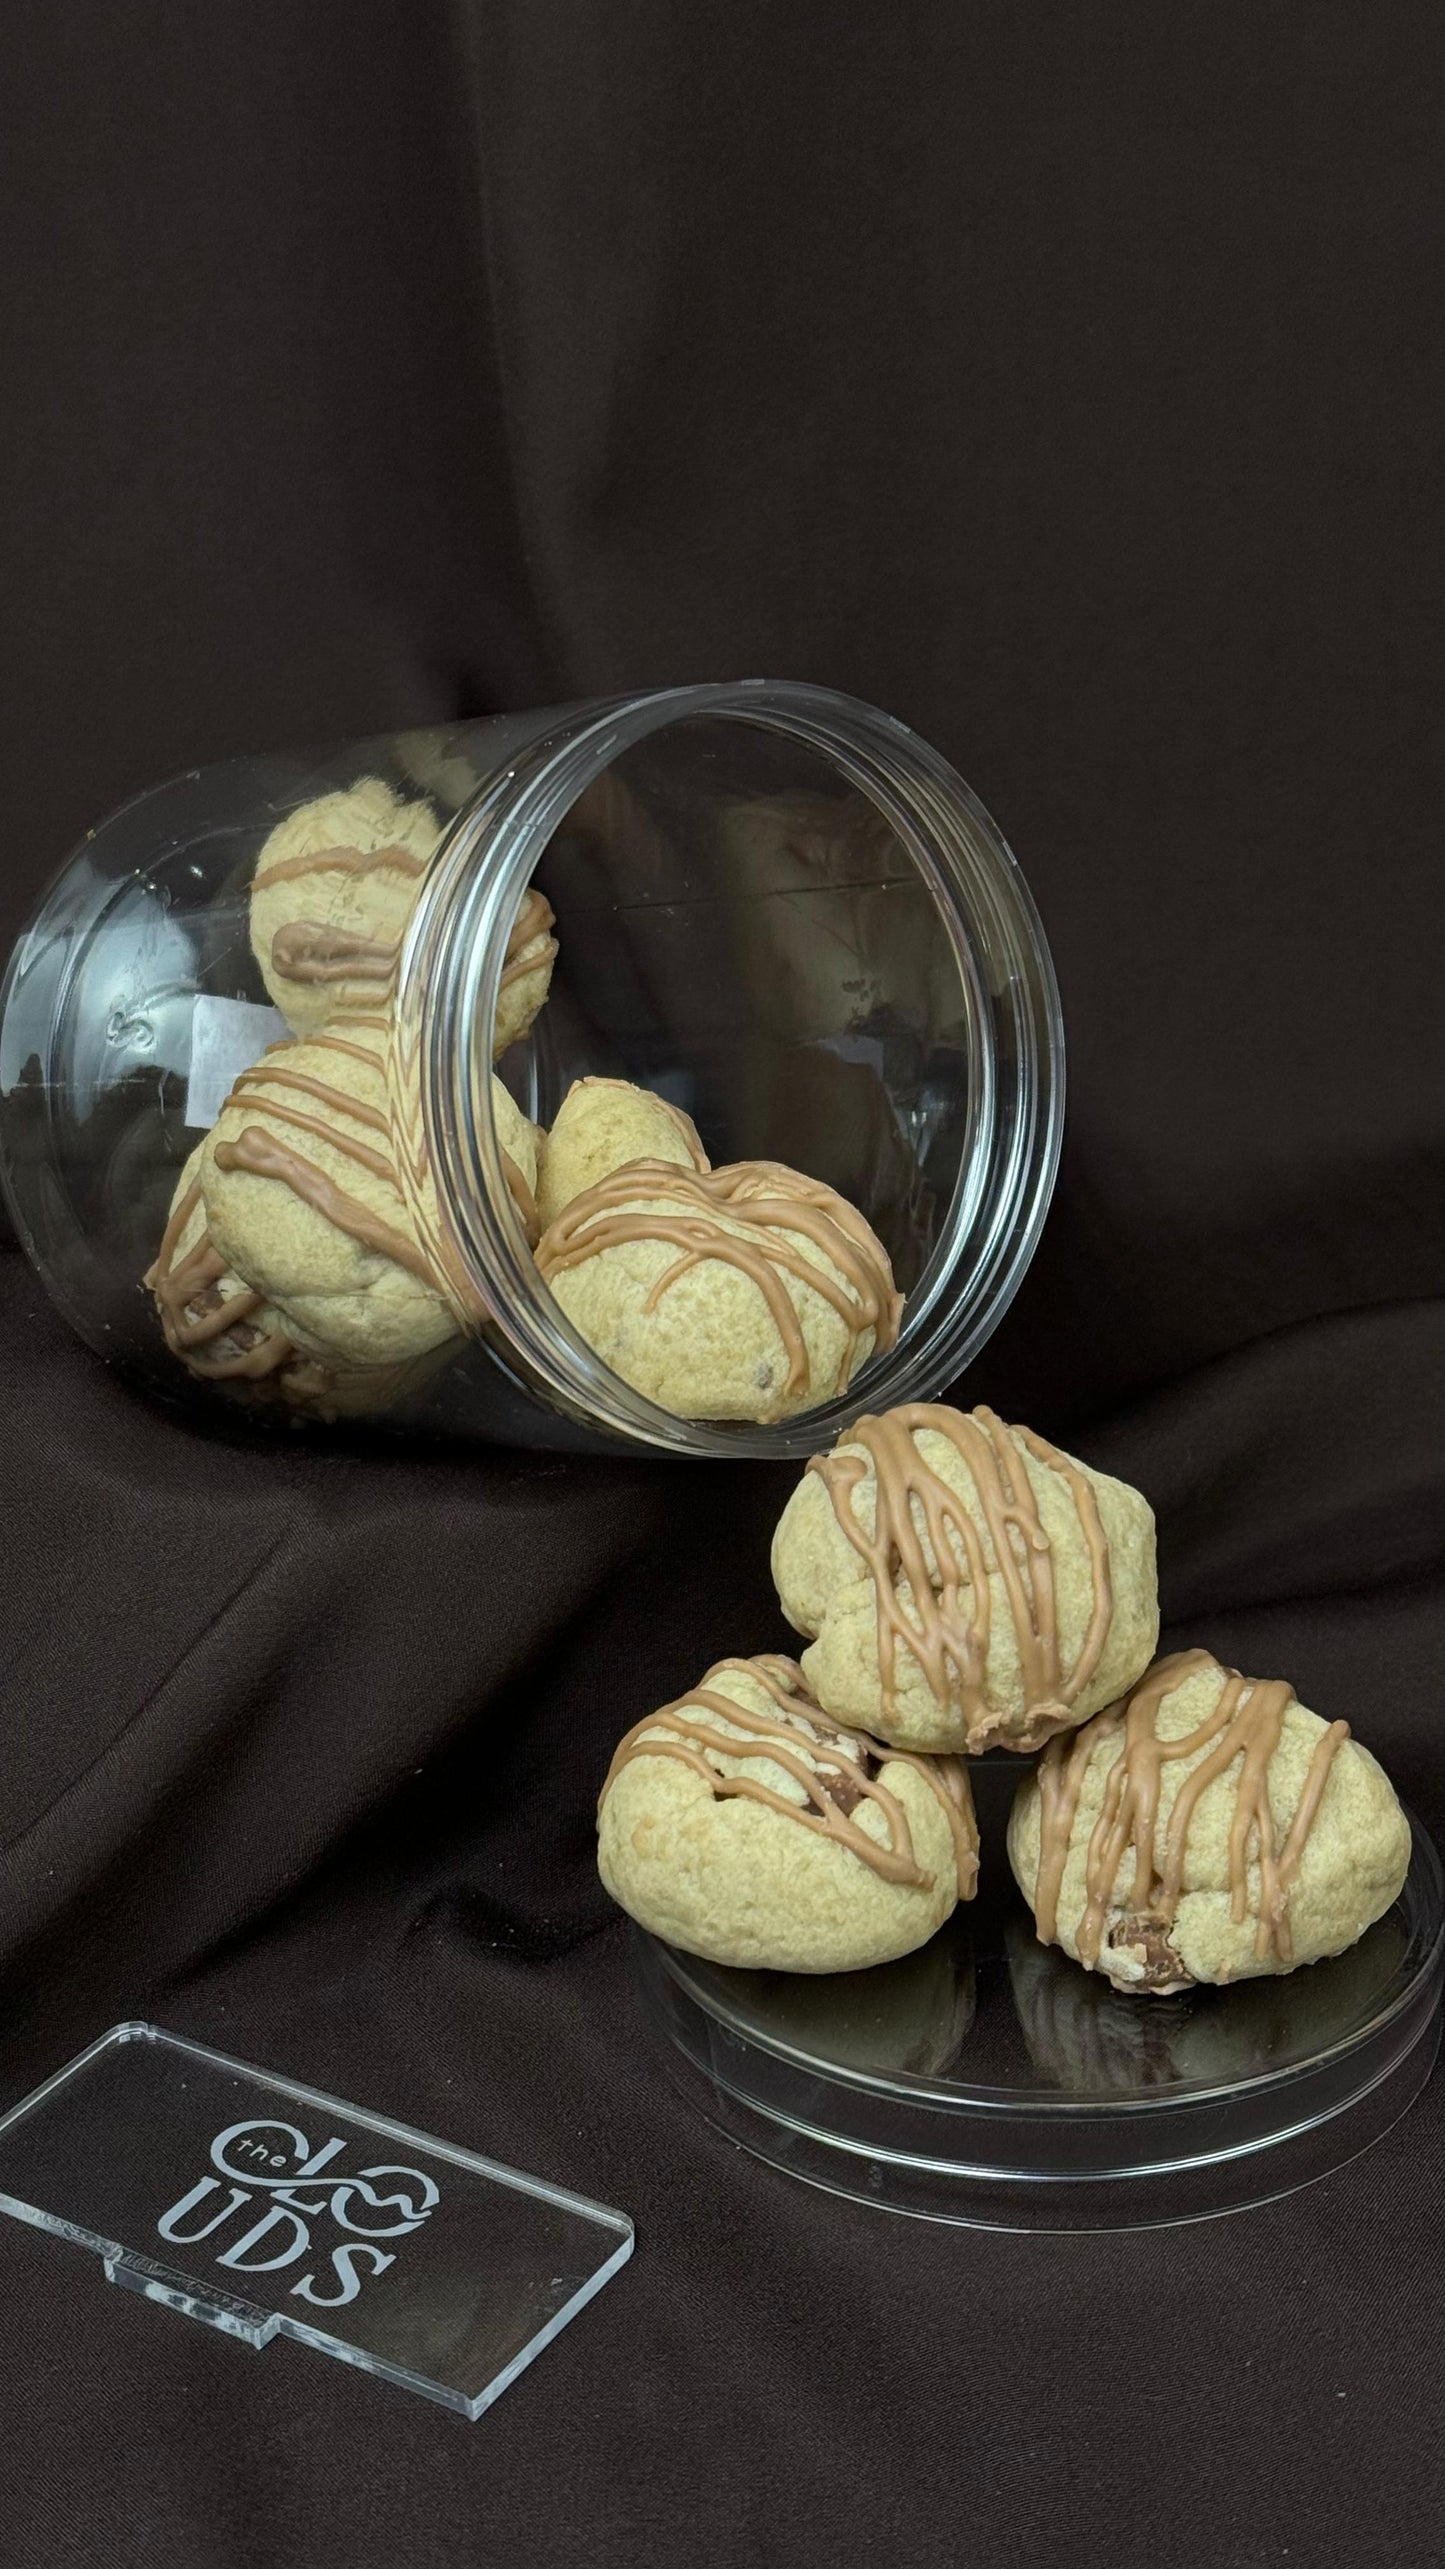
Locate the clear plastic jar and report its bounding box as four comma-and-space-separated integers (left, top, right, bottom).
0, 682, 1063, 1457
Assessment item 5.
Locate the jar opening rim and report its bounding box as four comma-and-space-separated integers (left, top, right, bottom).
394, 681, 1064, 1458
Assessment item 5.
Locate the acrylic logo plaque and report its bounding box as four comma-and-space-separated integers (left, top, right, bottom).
0, 2024, 633, 2418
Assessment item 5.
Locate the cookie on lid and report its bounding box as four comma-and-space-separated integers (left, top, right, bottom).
597, 1653, 977, 1972
772, 1402, 1158, 1753
1007, 1649, 1411, 1995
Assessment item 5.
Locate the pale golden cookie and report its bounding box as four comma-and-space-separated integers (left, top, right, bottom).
144, 1146, 455, 1419
536, 1158, 901, 1422
597, 1655, 977, 1972
195, 1019, 527, 1368
146, 1144, 300, 1385
772, 1403, 1157, 1752
492, 884, 558, 1060
1007, 1650, 1411, 1995
249, 785, 555, 1061
249, 782, 441, 1038
533, 1076, 708, 1231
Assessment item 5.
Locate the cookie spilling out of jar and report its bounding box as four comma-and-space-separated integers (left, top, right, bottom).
595, 1399, 1412, 1984
143, 787, 904, 1423
531, 1076, 902, 1424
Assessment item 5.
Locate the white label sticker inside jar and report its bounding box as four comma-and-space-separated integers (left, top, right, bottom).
185, 996, 291, 1128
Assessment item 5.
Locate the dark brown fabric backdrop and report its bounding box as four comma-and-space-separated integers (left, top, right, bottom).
1, 6, 1440, 2565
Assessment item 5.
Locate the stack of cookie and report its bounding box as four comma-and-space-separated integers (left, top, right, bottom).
598, 1402, 1412, 1993
146, 781, 554, 1420
147, 786, 906, 1427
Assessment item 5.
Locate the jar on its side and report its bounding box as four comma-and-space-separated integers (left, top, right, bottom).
0, 682, 1063, 1457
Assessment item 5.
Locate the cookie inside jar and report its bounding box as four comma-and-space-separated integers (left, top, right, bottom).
6, 684, 1059, 1455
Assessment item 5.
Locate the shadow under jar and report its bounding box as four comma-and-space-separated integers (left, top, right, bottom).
0, 682, 1063, 1457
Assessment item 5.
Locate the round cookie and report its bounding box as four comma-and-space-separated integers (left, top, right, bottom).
249, 781, 442, 1037
198, 1016, 504, 1368
144, 1146, 456, 1419
250, 787, 556, 1061
1007, 1649, 1412, 1995
535, 1158, 902, 1422
772, 1403, 1158, 1753
597, 1654, 977, 1972
534, 1075, 708, 1231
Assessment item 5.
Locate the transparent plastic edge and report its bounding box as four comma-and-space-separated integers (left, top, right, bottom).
675, 2073, 1439, 2236
680, 2019, 1441, 2184
401, 680, 1066, 1460
0, 2021, 636, 2423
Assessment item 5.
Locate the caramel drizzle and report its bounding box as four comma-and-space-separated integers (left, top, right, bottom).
304, 1029, 393, 1071
264, 873, 552, 1007
238, 1032, 529, 1277
810, 1405, 1113, 1746
253, 840, 429, 892
601, 1655, 977, 1893
143, 1182, 297, 1380
536, 1160, 901, 1414
211, 1127, 444, 1289
269, 922, 399, 986
1033, 1650, 1351, 1972
220, 1056, 402, 1192
376, 993, 536, 1283
229, 1053, 392, 1133
378, 1019, 494, 1324
501, 1148, 539, 1238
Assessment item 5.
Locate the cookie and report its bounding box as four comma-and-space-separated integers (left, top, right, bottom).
1007, 1649, 1411, 1994
533, 1075, 708, 1231
144, 1146, 455, 1419
772, 1403, 1158, 1752
249, 782, 442, 1037
250, 782, 556, 1059
146, 1144, 303, 1387
492, 884, 558, 1060
535, 1158, 902, 1421
597, 1654, 977, 1972
197, 1017, 535, 1367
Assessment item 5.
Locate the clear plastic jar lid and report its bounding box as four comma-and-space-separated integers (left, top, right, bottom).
632, 1776, 1443, 2229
